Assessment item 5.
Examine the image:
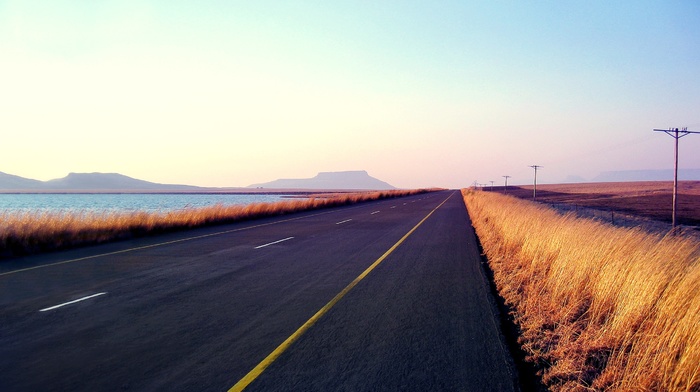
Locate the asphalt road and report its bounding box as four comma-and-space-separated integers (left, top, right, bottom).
0, 190, 518, 391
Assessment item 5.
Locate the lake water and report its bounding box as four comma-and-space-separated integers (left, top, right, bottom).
0, 193, 296, 214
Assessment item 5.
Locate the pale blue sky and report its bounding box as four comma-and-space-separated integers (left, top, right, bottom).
2, 1, 699, 188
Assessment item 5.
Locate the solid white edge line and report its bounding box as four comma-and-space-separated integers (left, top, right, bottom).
254, 237, 294, 249
39, 292, 107, 312
335, 219, 353, 225
0, 207, 345, 278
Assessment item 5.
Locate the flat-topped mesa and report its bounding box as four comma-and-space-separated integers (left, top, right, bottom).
248, 170, 396, 190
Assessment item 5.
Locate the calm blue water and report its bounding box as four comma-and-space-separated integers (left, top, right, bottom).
0, 194, 296, 214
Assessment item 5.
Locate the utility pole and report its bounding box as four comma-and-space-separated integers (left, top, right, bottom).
530, 165, 542, 200
653, 127, 700, 229
490, 181, 495, 191
503, 175, 511, 194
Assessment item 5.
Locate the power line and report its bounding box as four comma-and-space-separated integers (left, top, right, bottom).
653, 127, 700, 229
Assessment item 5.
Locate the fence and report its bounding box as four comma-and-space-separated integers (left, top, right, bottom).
542, 202, 700, 239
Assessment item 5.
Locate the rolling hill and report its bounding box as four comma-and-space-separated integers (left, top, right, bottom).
0, 172, 201, 192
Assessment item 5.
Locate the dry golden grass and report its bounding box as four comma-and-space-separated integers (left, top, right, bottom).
462, 189, 700, 391
0, 189, 433, 259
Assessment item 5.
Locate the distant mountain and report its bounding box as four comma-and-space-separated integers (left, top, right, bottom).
0, 172, 45, 190
0, 170, 397, 192
0, 172, 202, 192
248, 171, 396, 190
592, 169, 700, 182
44, 172, 202, 191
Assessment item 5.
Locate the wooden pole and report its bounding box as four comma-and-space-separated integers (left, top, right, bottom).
653, 127, 700, 230
673, 129, 679, 228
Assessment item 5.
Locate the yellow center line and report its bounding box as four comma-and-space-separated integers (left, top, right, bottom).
228, 191, 454, 392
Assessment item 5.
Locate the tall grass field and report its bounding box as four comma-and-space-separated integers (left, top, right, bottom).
0, 190, 430, 259
462, 189, 700, 391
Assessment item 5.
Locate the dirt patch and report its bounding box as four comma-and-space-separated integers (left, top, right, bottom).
492, 181, 700, 227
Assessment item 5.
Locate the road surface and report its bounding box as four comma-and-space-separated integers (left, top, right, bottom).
0, 190, 518, 391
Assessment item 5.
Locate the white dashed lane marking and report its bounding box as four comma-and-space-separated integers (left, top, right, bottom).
40, 292, 107, 312
255, 237, 295, 249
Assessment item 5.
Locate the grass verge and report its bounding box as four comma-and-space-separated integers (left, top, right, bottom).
0, 189, 434, 259
462, 189, 700, 391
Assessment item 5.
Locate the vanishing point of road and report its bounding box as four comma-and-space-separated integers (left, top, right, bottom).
0, 190, 519, 391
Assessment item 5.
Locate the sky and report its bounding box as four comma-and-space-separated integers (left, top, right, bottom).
2, 1, 699, 189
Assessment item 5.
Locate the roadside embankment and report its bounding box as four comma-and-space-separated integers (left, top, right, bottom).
0, 189, 435, 259
462, 189, 700, 391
